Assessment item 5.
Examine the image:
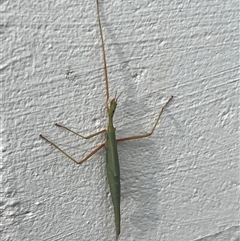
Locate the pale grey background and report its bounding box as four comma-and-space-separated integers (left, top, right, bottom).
2, 0, 239, 240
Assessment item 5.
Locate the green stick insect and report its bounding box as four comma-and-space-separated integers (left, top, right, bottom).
40, 0, 173, 239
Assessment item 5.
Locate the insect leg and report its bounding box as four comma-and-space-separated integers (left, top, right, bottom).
40, 134, 105, 164
55, 123, 106, 139
116, 96, 173, 142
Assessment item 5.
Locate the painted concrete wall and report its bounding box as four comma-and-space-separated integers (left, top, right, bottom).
2, 0, 239, 240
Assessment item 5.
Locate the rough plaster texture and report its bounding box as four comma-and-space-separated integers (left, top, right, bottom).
2, 0, 239, 240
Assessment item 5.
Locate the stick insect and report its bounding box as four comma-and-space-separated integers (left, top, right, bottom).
40, 0, 173, 239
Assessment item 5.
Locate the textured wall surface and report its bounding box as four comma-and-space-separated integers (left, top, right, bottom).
2, 0, 239, 240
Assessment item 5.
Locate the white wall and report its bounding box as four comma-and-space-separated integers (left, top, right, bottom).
2, 0, 239, 240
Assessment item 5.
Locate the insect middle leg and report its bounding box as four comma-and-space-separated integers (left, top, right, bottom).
116, 96, 173, 142
55, 123, 106, 139
40, 125, 107, 164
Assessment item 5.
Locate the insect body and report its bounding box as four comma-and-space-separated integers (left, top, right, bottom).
40, 0, 173, 239
106, 99, 121, 236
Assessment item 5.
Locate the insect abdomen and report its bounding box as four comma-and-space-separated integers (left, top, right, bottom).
106, 128, 121, 237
